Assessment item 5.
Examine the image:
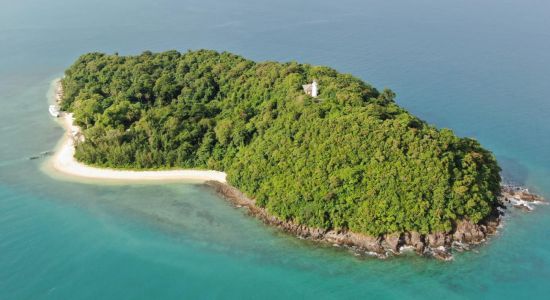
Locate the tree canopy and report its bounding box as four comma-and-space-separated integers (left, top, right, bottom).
61, 50, 501, 236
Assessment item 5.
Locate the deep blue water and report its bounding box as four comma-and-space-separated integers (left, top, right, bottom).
1, 0, 549, 299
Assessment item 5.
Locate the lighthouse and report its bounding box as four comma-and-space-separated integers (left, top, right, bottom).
311, 80, 318, 98
302, 80, 319, 98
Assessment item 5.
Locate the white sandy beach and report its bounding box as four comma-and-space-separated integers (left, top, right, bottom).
44, 109, 227, 184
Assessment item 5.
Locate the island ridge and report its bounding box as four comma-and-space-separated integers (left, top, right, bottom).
55, 50, 504, 259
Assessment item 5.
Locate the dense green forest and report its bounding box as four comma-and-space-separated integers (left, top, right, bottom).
60, 50, 501, 235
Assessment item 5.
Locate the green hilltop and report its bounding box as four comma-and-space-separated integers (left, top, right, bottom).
60, 50, 501, 236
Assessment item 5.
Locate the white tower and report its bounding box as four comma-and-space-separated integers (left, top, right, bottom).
311, 80, 318, 98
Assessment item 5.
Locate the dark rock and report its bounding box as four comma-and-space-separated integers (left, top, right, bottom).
426, 232, 447, 248
431, 247, 453, 261
485, 219, 500, 234
28, 150, 54, 160
405, 232, 425, 253
347, 233, 384, 254
518, 192, 537, 202
514, 204, 532, 212
382, 233, 402, 253
453, 220, 485, 244
501, 184, 544, 203
452, 241, 470, 252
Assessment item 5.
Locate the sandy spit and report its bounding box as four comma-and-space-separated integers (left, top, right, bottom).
43, 107, 227, 184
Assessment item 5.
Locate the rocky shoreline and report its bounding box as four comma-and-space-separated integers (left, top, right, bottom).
500, 184, 546, 211
205, 181, 541, 260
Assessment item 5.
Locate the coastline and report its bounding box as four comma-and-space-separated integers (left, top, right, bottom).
43, 79, 544, 260
42, 80, 227, 184
206, 181, 502, 260
205, 182, 545, 260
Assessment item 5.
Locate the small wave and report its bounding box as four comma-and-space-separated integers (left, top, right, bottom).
508, 197, 546, 211
398, 245, 415, 253
28, 151, 54, 161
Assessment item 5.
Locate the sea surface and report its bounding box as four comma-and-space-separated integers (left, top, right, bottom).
1, 0, 549, 299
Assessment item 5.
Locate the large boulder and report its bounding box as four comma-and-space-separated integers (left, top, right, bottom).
426, 232, 448, 248
518, 192, 537, 202
452, 220, 486, 244
382, 233, 402, 253
348, 232, 384, 254
403, 232, 425, 253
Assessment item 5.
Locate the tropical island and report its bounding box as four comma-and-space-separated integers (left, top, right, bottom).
49, 49, 541, 259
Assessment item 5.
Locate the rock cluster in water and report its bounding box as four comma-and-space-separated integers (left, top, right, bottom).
500, 184, 545, 211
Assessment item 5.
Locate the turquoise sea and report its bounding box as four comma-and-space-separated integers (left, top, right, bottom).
1, 0, 549, 298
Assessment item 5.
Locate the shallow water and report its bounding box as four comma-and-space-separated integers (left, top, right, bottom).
1, 0, 549, 299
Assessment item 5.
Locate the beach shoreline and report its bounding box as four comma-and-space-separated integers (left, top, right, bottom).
42, 80, 227, 184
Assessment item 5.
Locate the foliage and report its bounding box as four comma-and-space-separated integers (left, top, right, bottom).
61, 50, 501, 235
